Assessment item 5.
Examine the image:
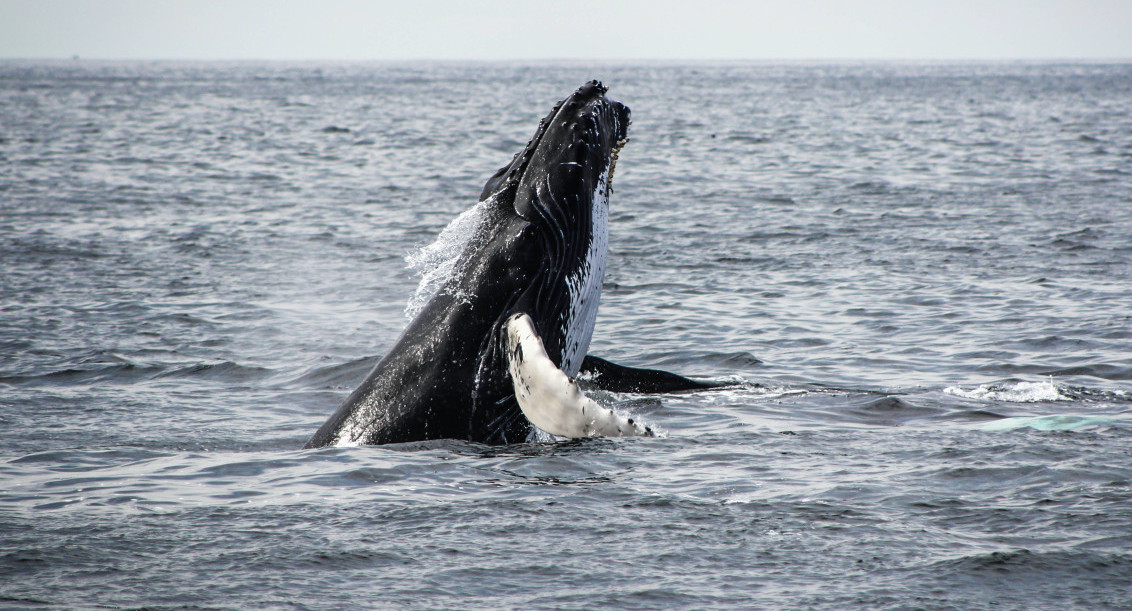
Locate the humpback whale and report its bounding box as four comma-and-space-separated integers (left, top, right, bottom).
305, 82, 716, 448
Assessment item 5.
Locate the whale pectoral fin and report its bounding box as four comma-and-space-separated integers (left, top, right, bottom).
578, 355, 728, 393
505, 313, 653, 439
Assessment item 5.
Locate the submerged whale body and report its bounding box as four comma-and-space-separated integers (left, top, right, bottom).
305, 82, 716, 448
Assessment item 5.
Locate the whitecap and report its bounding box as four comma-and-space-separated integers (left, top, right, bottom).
944, 378, 1070, 403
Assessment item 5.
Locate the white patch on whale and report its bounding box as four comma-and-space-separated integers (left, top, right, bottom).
559, 164, 609, 377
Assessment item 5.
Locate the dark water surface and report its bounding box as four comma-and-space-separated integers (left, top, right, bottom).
2, 61, 1131, 609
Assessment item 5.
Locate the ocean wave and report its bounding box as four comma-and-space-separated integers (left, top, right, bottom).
0, 360, 275, 387
288, 355, 378, 389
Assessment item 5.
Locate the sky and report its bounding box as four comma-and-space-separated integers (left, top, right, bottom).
1, 0, 1130, 61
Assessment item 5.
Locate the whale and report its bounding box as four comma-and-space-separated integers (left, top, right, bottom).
304, 82, 717, 448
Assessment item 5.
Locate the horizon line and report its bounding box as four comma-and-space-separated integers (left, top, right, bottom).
4, 55, 1132, 64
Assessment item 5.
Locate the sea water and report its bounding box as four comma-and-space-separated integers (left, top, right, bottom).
2, 61, 1131, 609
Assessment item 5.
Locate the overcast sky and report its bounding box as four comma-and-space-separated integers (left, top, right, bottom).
2, 0, 1130, 61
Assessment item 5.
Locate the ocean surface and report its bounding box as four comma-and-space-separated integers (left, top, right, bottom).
2, 61, 1131, 610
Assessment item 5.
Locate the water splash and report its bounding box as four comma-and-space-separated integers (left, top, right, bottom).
403, 199, 491, 318
944, 378, 1070, 403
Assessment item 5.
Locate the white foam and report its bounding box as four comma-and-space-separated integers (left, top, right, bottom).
404, 199, 491, 318
944, 378, 1070, 403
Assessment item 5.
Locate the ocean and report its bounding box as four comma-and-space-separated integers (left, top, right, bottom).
1, 60, 1130, 610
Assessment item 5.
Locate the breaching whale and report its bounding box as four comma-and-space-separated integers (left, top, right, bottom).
305, 81, 717, 448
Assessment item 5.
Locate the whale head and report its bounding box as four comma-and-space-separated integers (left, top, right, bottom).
481, 81, 630, 377
480, 80, 630, 221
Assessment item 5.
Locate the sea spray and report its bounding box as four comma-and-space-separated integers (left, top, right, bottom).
403, 198, 492, 318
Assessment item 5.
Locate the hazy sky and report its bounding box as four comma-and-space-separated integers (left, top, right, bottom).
2, 0, 1130, 61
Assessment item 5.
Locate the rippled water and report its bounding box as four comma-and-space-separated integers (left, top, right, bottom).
2, 61, 1131, 609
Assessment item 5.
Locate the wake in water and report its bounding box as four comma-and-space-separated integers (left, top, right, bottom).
944, 378, 1130, 431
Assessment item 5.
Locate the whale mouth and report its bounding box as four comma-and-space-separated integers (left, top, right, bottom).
608, 136, 629, 191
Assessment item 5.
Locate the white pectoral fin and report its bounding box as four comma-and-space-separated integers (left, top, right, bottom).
505, 313, 653, 439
